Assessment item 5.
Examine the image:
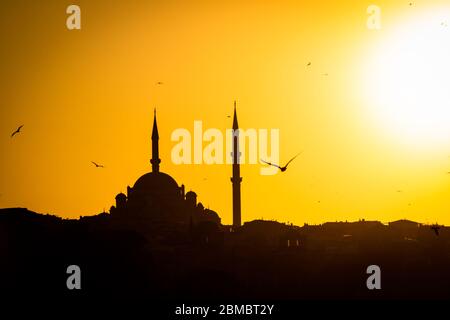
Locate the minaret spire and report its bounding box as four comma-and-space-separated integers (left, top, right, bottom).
233, 100, 239, 129
231, 100, 242, 228
151, 108, 161, 172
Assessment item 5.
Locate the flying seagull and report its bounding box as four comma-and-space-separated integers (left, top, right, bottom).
261, 152, 302, 172
11, 125, 23, 138
91, 161, 105, 168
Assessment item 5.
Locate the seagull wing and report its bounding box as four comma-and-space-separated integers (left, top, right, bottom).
11, 125, 23, 137
261, 159, 281, 169
284, 152, 302, 168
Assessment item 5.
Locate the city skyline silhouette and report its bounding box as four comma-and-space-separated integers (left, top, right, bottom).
2, 1, 450, 227
2, 0, 450, 305
1, 109, 450, 300
3, 104, 448, 228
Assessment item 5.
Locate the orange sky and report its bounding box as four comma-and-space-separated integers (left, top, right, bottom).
1, 0, 450, 225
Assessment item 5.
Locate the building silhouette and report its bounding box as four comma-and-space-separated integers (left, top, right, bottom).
231, 101, 242, 228
109, 109, 221, 241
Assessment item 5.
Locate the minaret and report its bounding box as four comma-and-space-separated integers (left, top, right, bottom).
151, 108, 161, 173
231, 101, 242, 228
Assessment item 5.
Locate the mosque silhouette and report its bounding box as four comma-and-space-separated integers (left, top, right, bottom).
109, 109, 222, 243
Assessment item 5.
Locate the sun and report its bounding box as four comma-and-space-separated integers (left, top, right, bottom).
364, 8, 450, 149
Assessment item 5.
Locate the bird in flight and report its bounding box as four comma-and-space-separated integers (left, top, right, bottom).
431, 224, 440, 236
307, 62, 311, 66
261, 152, 302, 172
11, 125, 23, 138
91, 161, 105, 168
156, 81, 164, 85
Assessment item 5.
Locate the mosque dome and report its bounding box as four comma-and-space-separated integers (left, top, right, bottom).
133, 171, 180, 197
185, 191, 197, 198
115, 193, 127, 200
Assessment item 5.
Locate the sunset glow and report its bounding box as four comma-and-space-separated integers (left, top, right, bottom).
365, 7, 450, 149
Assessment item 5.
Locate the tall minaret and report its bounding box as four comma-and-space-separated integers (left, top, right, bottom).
151, 108, 161, 173
231, 101, 242, 228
